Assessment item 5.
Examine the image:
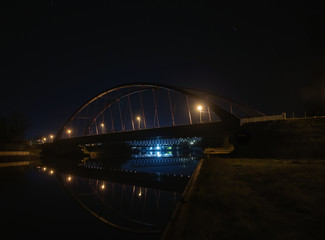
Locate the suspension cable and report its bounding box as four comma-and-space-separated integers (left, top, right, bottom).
168, 90, 175, 126
109, 106, 114, 132
94, 98, 99, 135
139, 92, 147, 129
152, 89, 160, 128
186, 95, 192, 124
206, 96, 212, 122
128, 94, 135, 130
123, 99, 128, 130
94, 118, 99, 135
117, 99, 125, 131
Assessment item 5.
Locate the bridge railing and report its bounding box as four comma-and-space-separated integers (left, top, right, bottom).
240, 113, 325, 125
240, 113, 287, 125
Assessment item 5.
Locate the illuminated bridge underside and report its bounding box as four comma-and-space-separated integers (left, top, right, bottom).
129, 157, 196, 168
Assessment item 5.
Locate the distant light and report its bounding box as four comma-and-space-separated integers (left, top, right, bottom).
100, 123, 104, 127
136, 116, 141, 120
138, 191, 142, 197
157, 151, 161, 157
49, 170, 54, 175
50, 135, 54, 139
101, 184, 105, 190
43, 167, 47, 171
67, 176, 72, 182
43, 137, 47, 142
197, 105, 203, 111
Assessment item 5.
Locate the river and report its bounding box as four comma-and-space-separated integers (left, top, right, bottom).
0, 152, 200, 238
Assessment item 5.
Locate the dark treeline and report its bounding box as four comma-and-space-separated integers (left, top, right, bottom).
0, 113, 29, 150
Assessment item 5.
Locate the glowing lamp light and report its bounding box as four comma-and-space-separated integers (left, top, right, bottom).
66, 129, 72, 138
101, 184, 105, 190
136, 116, 141, 129
197, 105, 203, 123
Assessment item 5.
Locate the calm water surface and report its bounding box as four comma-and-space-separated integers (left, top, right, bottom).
0, 154, 200, 238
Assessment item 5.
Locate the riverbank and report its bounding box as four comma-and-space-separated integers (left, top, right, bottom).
0, 148, 41, 167
232, 118, 325, 159
162, 157, 325, 239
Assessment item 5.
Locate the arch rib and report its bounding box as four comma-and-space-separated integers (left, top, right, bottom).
56, 82, 262, 139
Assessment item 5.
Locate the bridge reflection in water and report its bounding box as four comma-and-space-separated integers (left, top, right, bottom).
41, 148, 201, 233
59, 173, 179, 233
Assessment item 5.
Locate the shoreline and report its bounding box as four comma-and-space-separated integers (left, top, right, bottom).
162, 156, 325, 239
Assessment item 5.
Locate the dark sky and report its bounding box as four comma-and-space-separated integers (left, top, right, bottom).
1, 0, 325, 138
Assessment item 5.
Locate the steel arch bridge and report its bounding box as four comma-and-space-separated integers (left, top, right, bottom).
56, 82, 263, 141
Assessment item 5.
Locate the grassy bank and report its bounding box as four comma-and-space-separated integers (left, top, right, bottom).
232, 118, 325, 159
163, 157, 325, 240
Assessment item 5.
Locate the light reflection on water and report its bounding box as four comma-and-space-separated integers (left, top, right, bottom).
40, 149, 201, 234
56, 172, 180, 232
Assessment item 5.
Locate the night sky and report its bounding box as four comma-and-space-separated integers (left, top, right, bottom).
1, 0, 324, 138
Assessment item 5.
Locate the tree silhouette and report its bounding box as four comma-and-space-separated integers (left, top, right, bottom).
0, 112, 29, 149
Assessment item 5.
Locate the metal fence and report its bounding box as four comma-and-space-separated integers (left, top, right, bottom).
240, 113, 287, 125
240, 112, 325, 125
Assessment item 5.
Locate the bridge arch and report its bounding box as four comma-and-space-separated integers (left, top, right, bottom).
56, 82, 263, 139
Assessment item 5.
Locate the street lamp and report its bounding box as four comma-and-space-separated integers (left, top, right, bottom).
136, 116, 141, 130
67, 175, 72, 182
197, 105, 203, 123
100, 123, 105, 134
49, 135, 54, 142
66, 129, 72, 138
